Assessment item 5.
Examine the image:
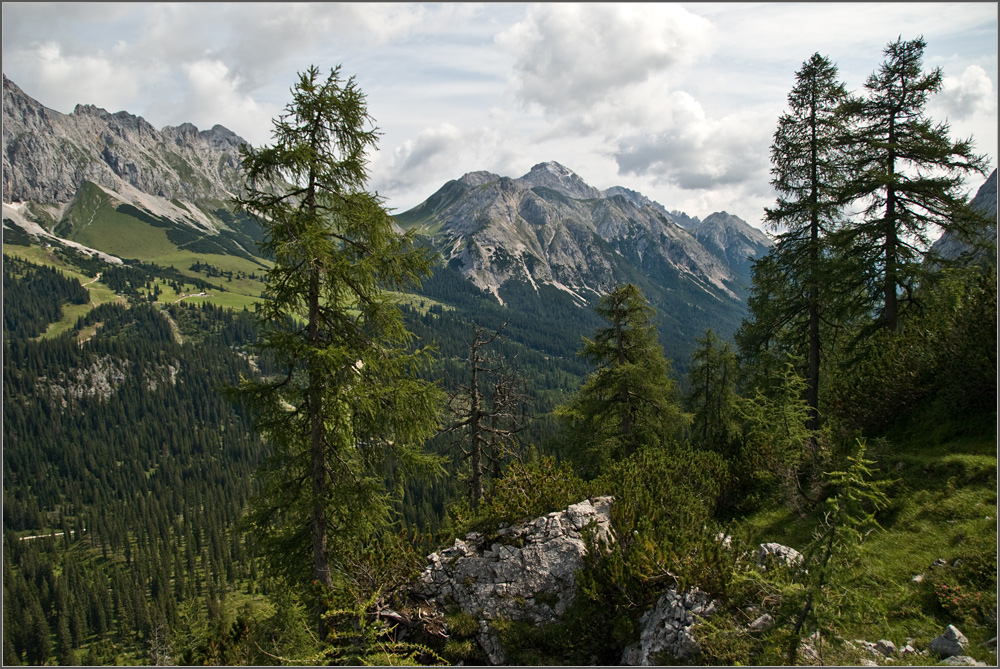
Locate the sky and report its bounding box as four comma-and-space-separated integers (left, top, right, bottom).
3, 2, 997, 231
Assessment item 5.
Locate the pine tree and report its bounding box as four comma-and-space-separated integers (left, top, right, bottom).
557, 284, 686, 477
841, 36, 989, 332
24, 597, 51, 666
231, 66, 443, 630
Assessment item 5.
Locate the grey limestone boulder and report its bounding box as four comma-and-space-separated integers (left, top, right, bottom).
940, 656, 987, 666
412, 496, 613, 625
876, 639, 898, 657
757, 542, 803, 569
930, 625, 970, 658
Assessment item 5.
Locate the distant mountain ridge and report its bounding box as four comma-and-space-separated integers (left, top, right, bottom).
3, 74, 773, 358
395, 161, 772, 308
3, 73, 246, 205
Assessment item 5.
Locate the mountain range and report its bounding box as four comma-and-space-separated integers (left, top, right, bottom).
3, 73, 775, 367
3, 74, 257, 266
395, 161, 772, 308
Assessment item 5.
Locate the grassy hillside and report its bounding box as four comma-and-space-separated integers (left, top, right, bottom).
728, 427, 997, 665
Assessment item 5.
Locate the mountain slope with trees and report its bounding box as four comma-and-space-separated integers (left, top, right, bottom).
2, 34, 995, 666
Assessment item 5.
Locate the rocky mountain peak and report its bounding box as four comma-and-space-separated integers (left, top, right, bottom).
517, 161, 604, 200
395, 160, 765, 314
458, 170, 501, 188
71, 103, 113, 120
692, 211, 773, 278
602, 185, 680, 223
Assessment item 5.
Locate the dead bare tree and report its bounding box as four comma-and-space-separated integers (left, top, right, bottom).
439, 321, 529, 507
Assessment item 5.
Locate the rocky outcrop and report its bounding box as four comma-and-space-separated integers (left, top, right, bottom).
3, 74, 247, 205
413, 497, 613, 626
620, 587, 717, 665
40, 355, 130, 408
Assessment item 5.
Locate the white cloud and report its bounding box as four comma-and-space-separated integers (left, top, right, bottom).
496, 3, 713, 114
379, 123, 467, 192
2, 2, 995, 226
936, 65, 996, 121
4, 40, 144, 115
612, 103, 774, 192
172, 60, 279, 143
492, 4, 778, 195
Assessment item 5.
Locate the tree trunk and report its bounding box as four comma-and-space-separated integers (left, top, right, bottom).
469, 337, 484, 506
616, 302, 631, 439
883, 188, 899, 331
883, 116, 899, 331
304, 172, 332, 642
806, 87, 821, 432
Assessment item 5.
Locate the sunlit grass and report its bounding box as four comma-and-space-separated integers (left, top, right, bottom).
387, 290, 454, 316
732, 429, 997, 664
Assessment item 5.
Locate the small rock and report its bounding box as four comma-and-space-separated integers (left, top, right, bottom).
876, 639, 898, 657
940, 655, 987, 666
757, 542, 803, 569
859, 659, 878, 666
912, 573, 925, 583
749, 613, 774, 631
980, 636, 997, 648
931, 558, 948, 568
952, 558, 963, 567
929, 625, 969, 658
798, 641, 820, 663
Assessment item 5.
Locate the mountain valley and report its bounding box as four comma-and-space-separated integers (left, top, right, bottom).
3, 68, 995, 667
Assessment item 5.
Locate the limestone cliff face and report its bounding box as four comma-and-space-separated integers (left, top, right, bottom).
928, 169, 998, 267
3, 74, 246, 205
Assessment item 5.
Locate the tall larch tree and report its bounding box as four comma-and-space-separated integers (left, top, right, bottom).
841, 36, 989, 332
743, 53, 851, 430
232, 66, 442, 631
